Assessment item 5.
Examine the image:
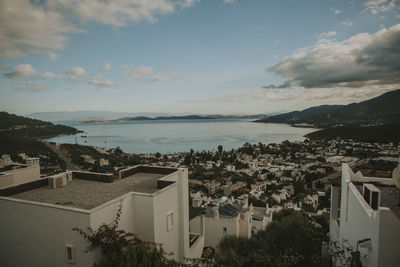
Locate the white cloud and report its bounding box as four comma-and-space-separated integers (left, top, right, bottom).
334, 9, 342, 15
364, 0, 398, 15
126, 66, 172, 82
47, 0, 198, 26
151, 74, 173, 82
0, 0, 199, 59
127, 66, 154, 79
342, 20, 353, 26
89, 78, 115, 88
4, 64, 37, 80
0, 0, 83, 59
265, 24, 400, 90
65, 66, 86, 79
317, 31, 337, 39
102, 62, 112, 70
42, 72, 63, 79
48, 52, 61, 61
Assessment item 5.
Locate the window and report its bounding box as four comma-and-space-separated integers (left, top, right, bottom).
223, 227, 227, 234
65, 244, 74, 264
167, 211, 174, 231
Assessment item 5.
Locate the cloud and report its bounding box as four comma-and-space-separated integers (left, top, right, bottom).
0, 0, 198, 59
42, 72, 63, 79
89, 78, 115, 88
0, 0, 83, 59
342, 20, 353, 26
102, 62, 112, 70
334, 9, 342, 14
4, 64, 37, 80
364, 0, 398, 15
127, 66, 155, 79
265, 24, 400, 90
317, 31, 337, 39
151, 74, 173, 82
224, 0, 235, 3
47, 0, 198, 26
126, 66, 172, 82
48, 52, 61, 61
65, 66, 86, 79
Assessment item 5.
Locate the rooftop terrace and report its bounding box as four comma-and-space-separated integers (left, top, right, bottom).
2, 166, 177, 210
356, 184, 400, 220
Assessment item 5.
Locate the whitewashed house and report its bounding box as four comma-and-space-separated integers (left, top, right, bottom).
0, 165, 204, 266
329, 163, 400, 267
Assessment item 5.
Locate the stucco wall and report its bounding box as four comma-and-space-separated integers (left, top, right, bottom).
204, 215, 239, 248
376, 208, 400, 267
0, 198, 95, 267
0, 165, 40, 188
153, 184, 181, 261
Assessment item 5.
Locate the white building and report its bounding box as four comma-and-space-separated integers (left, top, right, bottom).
329, 163, 400, 267
203, 196, 252, 248
0, 158, 40, 189
0, 165, 204, 266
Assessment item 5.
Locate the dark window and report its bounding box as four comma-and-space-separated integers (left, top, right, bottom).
371, 191, 379, 210
364, 187, 370, 204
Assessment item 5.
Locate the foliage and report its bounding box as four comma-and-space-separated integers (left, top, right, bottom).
73, 202, 178, 267
213, 211, 330, 267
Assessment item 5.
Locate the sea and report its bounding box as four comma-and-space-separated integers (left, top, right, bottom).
45, 119, 317, 154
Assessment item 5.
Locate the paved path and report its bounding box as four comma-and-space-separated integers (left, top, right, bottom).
45, 142, 80, 171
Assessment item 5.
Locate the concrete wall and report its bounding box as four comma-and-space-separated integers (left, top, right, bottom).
0, 173, 13, 188
153, 184, 180, 261
0, 198, 95, 267
90, 193, 135, 232
0, 165, 40, 188
376, 208, 400, 267
336, 164, 400, 267
204, 215, 239, 248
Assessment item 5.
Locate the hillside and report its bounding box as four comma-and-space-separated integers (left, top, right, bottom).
255, 105, 343, 125
255, 89, 400, 127
305, 123, 400, 143
0, 111, 80, 139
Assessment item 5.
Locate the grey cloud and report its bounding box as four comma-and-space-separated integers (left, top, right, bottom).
265, 24, 400, 89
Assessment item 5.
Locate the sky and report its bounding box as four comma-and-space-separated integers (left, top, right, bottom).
0, 0, 400, 116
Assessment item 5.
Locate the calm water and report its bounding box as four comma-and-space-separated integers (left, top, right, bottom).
45, 119, 317, 154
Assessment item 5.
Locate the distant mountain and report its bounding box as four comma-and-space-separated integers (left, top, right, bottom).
28, 111, 169, 122
255, 89, 400, 127
82, 114, 268, 124
121, 115, 214, 121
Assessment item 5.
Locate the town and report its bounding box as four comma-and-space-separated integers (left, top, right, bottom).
1, 137, 399, 266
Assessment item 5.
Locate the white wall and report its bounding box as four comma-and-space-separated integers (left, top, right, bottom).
376, 208, 400, 267
90, 193, 135, 232
0, 165, 40, 188
153, 184, 181, 261
204, 215, 239, 248
0, 198, 95, 267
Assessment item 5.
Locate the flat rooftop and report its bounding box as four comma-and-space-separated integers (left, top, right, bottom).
356, 184, 400, 220
8, 170, 174, 210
